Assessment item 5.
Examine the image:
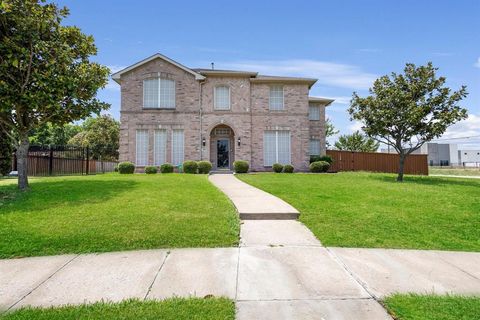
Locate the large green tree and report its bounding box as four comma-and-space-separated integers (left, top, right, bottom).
69, 115, 120, 161
349, 63, 467, 181
334, 131, 379, 152
29, 122, 82, 146
0, 0, 109, 190
325, 118, 339, 148
0, 128, 12, 176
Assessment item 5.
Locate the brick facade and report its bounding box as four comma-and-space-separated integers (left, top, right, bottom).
115, 54, 330, 172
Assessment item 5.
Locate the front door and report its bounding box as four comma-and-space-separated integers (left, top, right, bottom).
217, 139, 230, 169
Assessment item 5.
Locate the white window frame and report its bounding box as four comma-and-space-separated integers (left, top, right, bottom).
172, 129, 184, 166
136, 129, 149, 166
154, 129, 167, 165
309, 139, 321, 156
269, 85, 284, 110
143, 77, 176, 109
214, 85, 231, 110
309, 104, 320, 120
263, 130, 291, 166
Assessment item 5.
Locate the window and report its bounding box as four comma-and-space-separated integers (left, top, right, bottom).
154, 130, 167, 165
143, 78, 175, 108
309, 139, 321, 156
136, 129, 149, 166
263, 130, 291, 166
269, 86, 284, 110
215, 128, 231, 135
214, 86, 230, 110
172, 129, 184, 165
309, 104, 320, 120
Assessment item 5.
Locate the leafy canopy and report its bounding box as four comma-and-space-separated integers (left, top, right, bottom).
348, 62, 467, 155
334, 131, 379, 152
0, 0, 110, 144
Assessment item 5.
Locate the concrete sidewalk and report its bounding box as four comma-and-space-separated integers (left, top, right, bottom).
209, 174, 299, 220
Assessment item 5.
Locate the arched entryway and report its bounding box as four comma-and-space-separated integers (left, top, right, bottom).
210, 124, 235, 170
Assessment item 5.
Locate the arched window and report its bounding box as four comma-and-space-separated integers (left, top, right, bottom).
143, 78, 175, 109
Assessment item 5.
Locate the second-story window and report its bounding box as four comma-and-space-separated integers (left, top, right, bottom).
309, 104, 320, 120
143, 78, 175, 109
269, 85, 284, 110
214, 86, 230, 110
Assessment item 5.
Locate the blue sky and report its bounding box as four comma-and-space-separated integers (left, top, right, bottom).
58, 0, 480, 148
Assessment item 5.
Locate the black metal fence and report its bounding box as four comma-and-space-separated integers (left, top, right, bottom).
12, 145, 118, 176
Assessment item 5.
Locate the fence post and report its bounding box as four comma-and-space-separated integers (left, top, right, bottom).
85, 147, 90, 175
48, 146, 53, 176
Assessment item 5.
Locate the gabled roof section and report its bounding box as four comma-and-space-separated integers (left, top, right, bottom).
111, 53, 206, 83
308, 96, 335, 106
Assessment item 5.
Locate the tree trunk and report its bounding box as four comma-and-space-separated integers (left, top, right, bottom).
397, 153, 405, 182
16, 135, 30, 191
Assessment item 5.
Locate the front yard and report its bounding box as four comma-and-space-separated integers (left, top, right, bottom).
0, 174, 239, 258
237, 172, 480, 251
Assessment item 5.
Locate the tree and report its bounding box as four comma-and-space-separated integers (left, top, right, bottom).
69, 115, 119, 161
348, 62, 467, 181
0, 129, 12, 176
334, 131, 379, 152
325, 118, 339, 148
30, 122, 82, 146
0, 0, 110, 190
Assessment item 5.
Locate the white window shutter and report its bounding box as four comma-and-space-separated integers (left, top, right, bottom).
160, 79, 175, 108
263, 131, 276, 166
154, 130, 167, 165
143, 78, 159, 108
277, 131, 291, 164
214, 86, 230, 110
309, 139, 320, 156
136, 129, 149, 166
269, 86, 284, 110
309, 105, 320, 120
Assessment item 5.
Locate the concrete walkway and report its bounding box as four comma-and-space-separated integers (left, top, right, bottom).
1, 174, 480, 319
430, 174, 480, 179
209, 174, 299, 220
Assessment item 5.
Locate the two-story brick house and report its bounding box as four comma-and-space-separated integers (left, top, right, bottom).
112, 53, 333, 172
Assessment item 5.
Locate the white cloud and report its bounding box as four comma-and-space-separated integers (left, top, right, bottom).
348, 120, 364, 133
103, 65, 126, 91
432, 114, 480, 149
108, 65, 127, 74
324, 96, 351, 105
219, 59, 377, 90
475, 57, 480, 68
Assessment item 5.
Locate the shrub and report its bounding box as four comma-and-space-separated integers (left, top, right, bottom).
160, 163, 174, 173
310, 155, 322, 163
272, 163, 284, 173
233, 160, 249, 173
309, 161, 330, 173
197, 161, 212, 174
183, 160, 198, 174
113, 165, 118, 172
283, 164, 294, 173
318, 155, 333, 164
144, 166, 157, 174
118, 161, 135, 174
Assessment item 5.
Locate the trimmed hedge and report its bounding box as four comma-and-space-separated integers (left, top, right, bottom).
309, 161, 330, 173
283, 164, 294, 173
160, 163, 174, 173
183, 160, 198, 174
118, 162, 135, 174
233, 160, 249, 173
197, 161, 212, 174
310, 155, 333, 164
272, 163, 284, 173
145, 166, 158, 174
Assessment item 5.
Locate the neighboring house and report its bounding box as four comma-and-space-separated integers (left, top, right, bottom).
112, 53, 333, 171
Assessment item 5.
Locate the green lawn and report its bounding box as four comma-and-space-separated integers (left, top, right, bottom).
237, 172, 480, 251
384, 294, 480, 320
429, 167, 480, 177
0, 174, 239, 258
0, 298, 235, 320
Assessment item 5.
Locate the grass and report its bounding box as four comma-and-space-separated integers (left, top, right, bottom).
237, 172, 480, 251
429, 167, 480, 177
384, 294, 480, 320
0, 298, 235, 320
0, 174, 239, 258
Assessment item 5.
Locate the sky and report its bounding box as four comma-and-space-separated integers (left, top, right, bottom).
57, 0, 480, 149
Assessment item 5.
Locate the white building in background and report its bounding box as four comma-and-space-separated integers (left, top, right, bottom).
380, 142, 480, 166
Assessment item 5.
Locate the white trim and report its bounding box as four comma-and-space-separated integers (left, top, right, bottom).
112, 53, 205, 82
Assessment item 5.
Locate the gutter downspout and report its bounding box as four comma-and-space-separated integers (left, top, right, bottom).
199, 80, 204, 160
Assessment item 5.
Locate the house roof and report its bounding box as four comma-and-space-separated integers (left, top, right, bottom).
251, 75, 317, 88
308, 96, 335, 106
192, 68, 258, 77
111, 53, 206, 83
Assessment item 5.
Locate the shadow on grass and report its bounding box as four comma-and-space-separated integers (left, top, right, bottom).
370, 174, 480, 188
0, 178, 137, 214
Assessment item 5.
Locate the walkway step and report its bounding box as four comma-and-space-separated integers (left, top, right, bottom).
208, 174, 300, 220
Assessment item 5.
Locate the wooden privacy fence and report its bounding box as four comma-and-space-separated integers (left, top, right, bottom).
326, 150, 428, 175
12, 145, 118, 176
